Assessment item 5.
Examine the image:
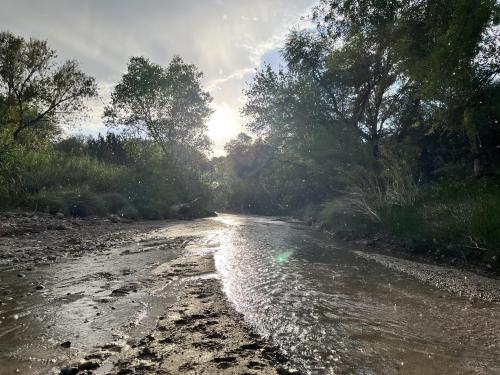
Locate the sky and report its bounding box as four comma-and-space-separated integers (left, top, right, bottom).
0, 0, 315, 155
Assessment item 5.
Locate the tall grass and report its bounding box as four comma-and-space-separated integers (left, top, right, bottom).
0, 142, 210, 219
314, 165, 500, 265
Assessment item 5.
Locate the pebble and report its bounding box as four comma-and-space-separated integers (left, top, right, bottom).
61, 341, 71, 348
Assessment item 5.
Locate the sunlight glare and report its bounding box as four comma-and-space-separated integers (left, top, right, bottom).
207, 104, 242, 153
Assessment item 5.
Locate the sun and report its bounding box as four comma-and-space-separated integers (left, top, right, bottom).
207, 104, 242, 154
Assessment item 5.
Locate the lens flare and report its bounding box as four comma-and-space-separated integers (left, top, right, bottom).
275, 250, 294, 264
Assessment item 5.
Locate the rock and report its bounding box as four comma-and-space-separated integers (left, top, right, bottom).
55, 212, 65, 219
67, 237, 81, 245
17, 273, 25, 278
60, 340, 71, 348
35, 284, 45, 290
78, 360, 100, 371
108, 215, 120, 223
59, 367, 78, 375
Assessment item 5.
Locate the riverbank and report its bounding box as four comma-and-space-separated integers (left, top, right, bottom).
0, 211, 167, 267
2, 213, 499, 374
298, 219, 500, 303
299, 213, 500, 279
0, 212, 297, 374
59, 255, 296, 374
0, 210, 215, 267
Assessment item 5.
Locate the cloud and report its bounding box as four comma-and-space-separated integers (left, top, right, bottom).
0, 0, 316, 152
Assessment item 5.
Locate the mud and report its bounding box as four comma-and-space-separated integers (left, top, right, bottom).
352, 250, 500, 303
59, 255, 298, 375
1, 212, 499, 374
0, 212, 168, 267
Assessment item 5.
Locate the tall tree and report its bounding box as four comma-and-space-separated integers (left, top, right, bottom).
283, 1, 407, 159
0, 31, 97, 143
104, 56, 213, 158
396, 0, 500, 176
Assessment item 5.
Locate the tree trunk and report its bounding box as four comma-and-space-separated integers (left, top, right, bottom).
464, 109, 481, 178
473, 156, 481, 177
371, 137, 380, 159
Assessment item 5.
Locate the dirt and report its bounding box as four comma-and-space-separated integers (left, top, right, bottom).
0, 212, 297, 374
0, 211, 171, 267
58, 255, 299, 375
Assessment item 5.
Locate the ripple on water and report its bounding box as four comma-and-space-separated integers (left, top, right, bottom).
214, 215, 500, 375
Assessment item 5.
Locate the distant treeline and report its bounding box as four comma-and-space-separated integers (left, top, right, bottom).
212, 0, 500, 273
0, 32, 213, 219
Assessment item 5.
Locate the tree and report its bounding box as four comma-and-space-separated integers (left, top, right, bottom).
283, 1, 408, 160
0, 31, 97, 143
395, 0, 500, 176
104, 56, 213, 158
297, 0, 499, 176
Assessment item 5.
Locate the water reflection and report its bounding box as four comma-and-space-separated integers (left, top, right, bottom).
214, 215, 500, 374
1, 214, 498, 375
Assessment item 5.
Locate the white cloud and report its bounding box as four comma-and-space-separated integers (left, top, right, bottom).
0, 0, 316, 152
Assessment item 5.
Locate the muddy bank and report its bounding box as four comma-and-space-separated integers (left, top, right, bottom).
3, 213, 499, 374
59, 255, 298, 375
298, 214, 500, 279
303, 222, 500, 303
353, 251, 500, 303
0, 211, 171, 267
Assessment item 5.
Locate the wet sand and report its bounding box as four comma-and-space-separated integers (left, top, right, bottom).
0, 213, 296, 374
59, 255, 296, 375
353, 250, 500, 303
1, 212, 499, 374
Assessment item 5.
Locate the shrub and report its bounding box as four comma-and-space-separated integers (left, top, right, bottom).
134, 200, 171, 220
119, 205, 140, 220
64, 191, 107, 217
30, 190, 69, 215
102, 192, 129, 213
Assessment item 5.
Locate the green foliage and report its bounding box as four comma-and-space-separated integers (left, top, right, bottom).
315, 179, 500, 260
65, 191, 107, 217
0, 134, 213, 219
0, 32, 214, 221
210, 0, 500, 269
0, 31, 97, 143
30, 190, 70, 215
101, 192, 130, 213
104, 56, 213, 157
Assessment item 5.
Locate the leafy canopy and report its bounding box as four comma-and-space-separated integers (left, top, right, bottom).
0, 31, 97, 143
104, 56, 213, 156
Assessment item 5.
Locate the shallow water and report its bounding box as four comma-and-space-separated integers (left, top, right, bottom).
213, 215, 500, 374
0, 232, 184, 374
0, 214, 499, 374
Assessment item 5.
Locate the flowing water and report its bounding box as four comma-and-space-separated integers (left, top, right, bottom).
0, 214, 499, 374
212, 215, 500, 374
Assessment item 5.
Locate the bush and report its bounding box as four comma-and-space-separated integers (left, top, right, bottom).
31, 190, 69, 215
119, 205, 140, 220
134, 200, 171, 220
64, 191, 107, 217
0, 137, 214, 220
102, 192, 129, 213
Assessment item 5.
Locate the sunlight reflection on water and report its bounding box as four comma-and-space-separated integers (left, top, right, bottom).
213, 214, 500, 375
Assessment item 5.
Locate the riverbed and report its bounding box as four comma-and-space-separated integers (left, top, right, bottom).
0, 214, 499, 374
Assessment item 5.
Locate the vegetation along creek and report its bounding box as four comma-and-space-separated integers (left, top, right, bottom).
1, 0, 499, 374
